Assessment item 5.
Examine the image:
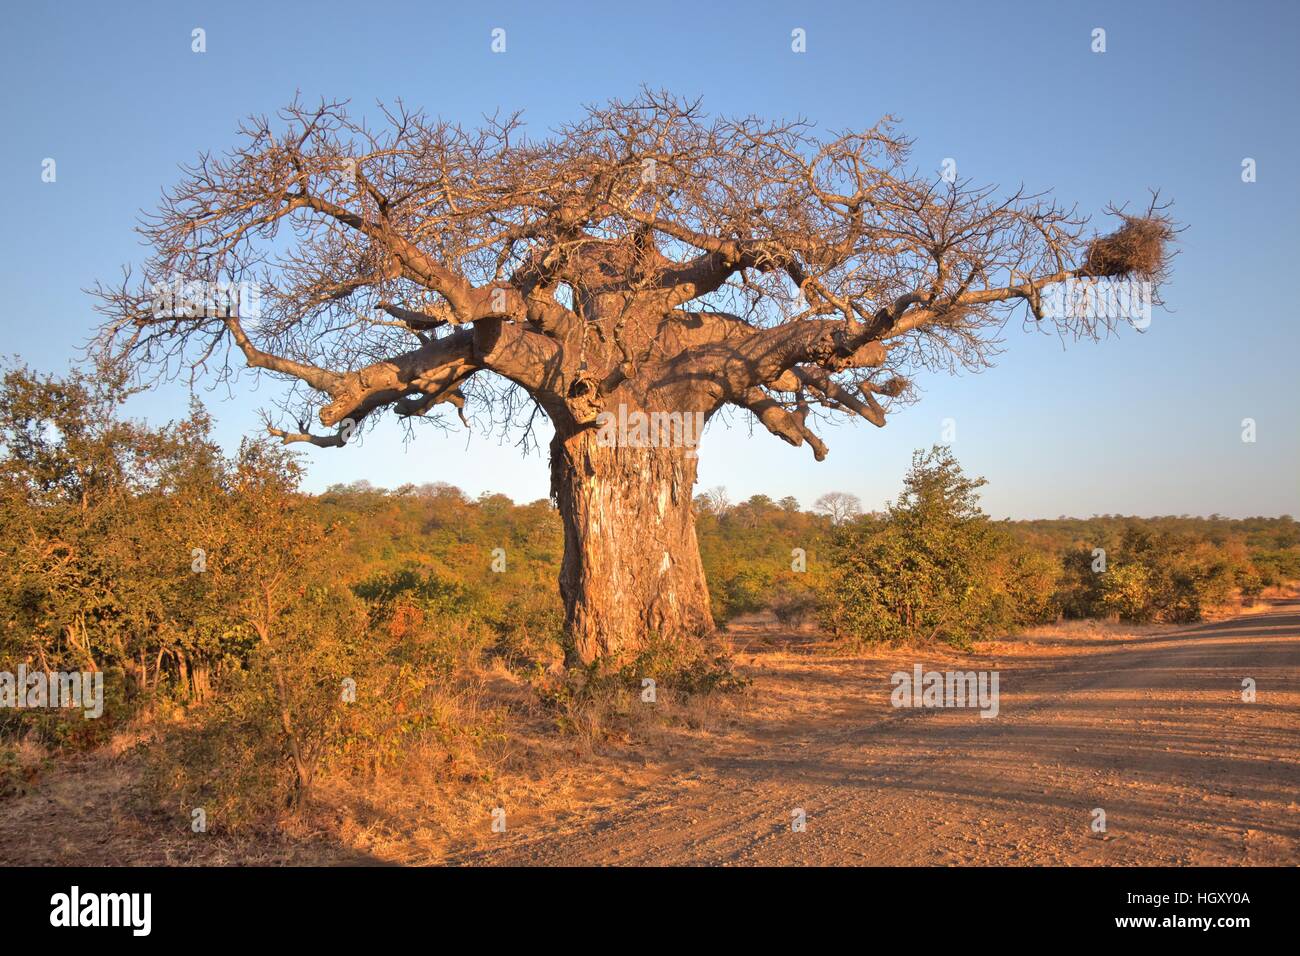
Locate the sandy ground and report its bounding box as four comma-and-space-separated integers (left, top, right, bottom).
445, 600, 1300, 865
2, 600, 1297, 866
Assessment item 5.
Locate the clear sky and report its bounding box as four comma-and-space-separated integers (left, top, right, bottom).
2, 0, 1296, 517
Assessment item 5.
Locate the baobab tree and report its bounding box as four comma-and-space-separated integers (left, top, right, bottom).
93, 91, 1173, 664
814, 492, 863, 526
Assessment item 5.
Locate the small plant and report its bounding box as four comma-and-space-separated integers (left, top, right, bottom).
0, 741, 44, 799
537, 633, 748, 746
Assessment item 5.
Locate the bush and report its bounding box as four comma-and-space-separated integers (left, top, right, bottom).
1098, 563, 1157, 622
0, 667, 132, 753
0, 741, 43, 799
145, 590, 505, 833
710, 564, 772, 624
821, 447, 1047, 647
999, 540, 1061, 626
145, 667, 294, 829
1065, 525, 1263, 624
769, 576, 819, 626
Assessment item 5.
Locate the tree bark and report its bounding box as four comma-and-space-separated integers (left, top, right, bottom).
551, 425, 714, 665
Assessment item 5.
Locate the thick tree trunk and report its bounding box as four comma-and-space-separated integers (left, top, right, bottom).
550, 426, 714, 664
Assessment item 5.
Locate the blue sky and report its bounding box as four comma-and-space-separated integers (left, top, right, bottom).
1, 0, 1296, 517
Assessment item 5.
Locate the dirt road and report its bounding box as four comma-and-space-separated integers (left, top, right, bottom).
449, 602, 1300, 865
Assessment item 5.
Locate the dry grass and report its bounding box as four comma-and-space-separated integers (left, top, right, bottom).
1000, 617, 1163, 651
0, 737, 47, 799
0, 633, 749, 866
1201, 584, 1300, 620
252, 659, 738, 864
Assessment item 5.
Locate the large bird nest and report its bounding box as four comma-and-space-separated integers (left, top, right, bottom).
1081, 209, 1176, 281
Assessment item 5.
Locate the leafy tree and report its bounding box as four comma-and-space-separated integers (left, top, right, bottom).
822, 447, 1032, 646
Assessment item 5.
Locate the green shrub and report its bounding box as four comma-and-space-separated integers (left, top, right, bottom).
1068, 525, 1262, 624
710, 564, 773, 623
820, 447, 1044, 647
